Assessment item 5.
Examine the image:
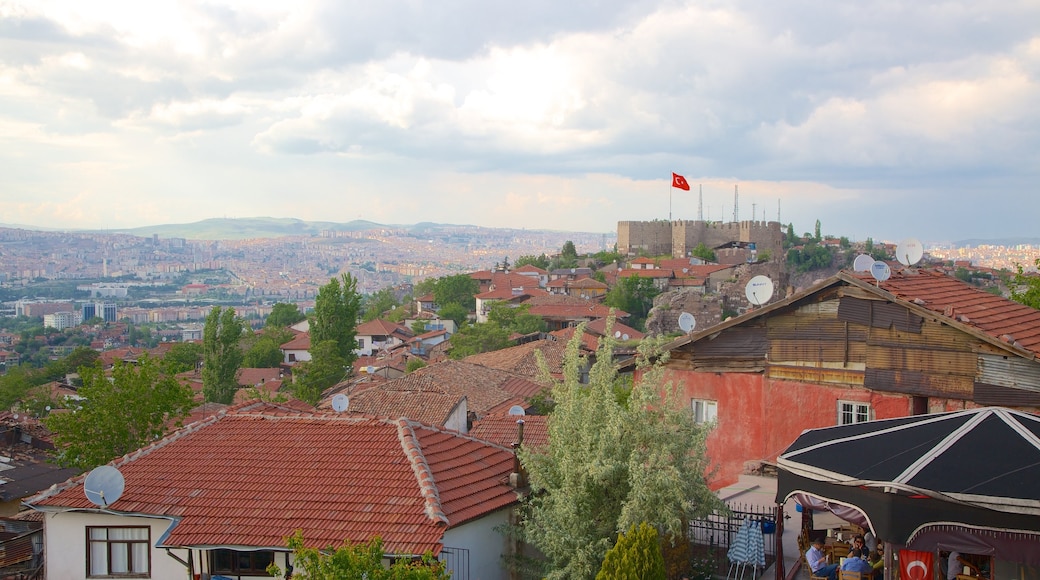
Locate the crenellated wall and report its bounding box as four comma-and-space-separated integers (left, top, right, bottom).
619, 220, 784, 260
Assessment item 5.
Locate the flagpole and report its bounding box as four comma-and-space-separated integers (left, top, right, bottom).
669, 185, 672, 221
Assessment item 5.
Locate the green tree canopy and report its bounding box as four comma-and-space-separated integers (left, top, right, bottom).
362, 288, 401, 322
266, 302, 306, 328
519, 322, 721, 579
45, 355, 195, 470
202, 306, 245, 404
432, 274, 480, 311
267, 530, 450, 580
448, 321, 512, 359
604, 275, 660, 331
1011, 258, 1040, 310
690, 243, 716, 263
162, 342, 202, 375
595, 523, 666, 580
292, 340, 346, 405
311, 274, 363, 367
437, 302, 470, 327
515, 254, 550, 270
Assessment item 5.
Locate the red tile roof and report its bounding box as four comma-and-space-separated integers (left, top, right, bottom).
470, 415, 548, 449
846, 268, 1040, 357
526, 303, 628, 320
279, 332, 310, 350
27, 402, 519, 556
356, 319, 412, 338
464, 339, 567, 380
514, 264, 548, 275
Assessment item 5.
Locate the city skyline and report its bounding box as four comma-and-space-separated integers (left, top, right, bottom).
2, 1, 1038, 242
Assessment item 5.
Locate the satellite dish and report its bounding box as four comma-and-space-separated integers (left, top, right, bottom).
508, 405, 526, 416
621, 333, 630, 341
331, 393, 349, 413
614, 330, 621, 338
84, 465, 125, 507
853, 254, 874, 272
678, 312, 696, 333
870, 261, 891, 283
682, 267, 689, 274
745, 275, 775, 306
897, 238, 923, 266
366, 366, 375, 374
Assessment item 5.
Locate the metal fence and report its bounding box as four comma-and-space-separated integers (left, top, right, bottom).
439, 546, 470, 580
688, 500, 778, 578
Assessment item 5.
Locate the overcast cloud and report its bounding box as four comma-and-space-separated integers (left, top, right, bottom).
2, 0, 1038, 242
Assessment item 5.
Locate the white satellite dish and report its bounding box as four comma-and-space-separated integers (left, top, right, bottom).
870, 261, 891, 283
331, 393, 349, 413
614, 330, 621, 338
745, 275, 775, 306
853, 254, 874, 272
84, 465, 125, 507
621, 333, 630, 341
896, 238, 923, 266
365, 366, 375, 374
508, 405, 526, 416
678, 312, 696, 333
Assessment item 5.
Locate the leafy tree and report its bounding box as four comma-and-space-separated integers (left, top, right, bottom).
690, 243, 715, 263
488, 303, 546, 335
406, 358, 427, 374
515, 254, 550, 270
266, 302, 306, 328
448, 322, 512, 359
243, 336, 286, 368
786, 244, 835, 273
45, 355, 195, 470
162, 342, 202, 375
311, 274, 363, 366
596, 523, 665, 580
604, 275, 660, 331
814, 219, 822, 242
839, 236, 851, 249
202, 306, 245, 404
363, 288, 401, 322
292, 340, 346, 405
784, 223, 798, 247
0, 365, 34, 412
519, 324, 721, 579
267, 530, 450, 580
560, 240, 579, 268
413, 277, 438, 298
411, 320, 430, 335
437, 302, 470, 327
433, 274, 480, 311
1011, 258, 1040, 310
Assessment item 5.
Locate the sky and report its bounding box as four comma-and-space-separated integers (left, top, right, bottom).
2, 1, 1039, 243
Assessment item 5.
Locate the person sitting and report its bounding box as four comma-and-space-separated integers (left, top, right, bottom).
850, 535, 868, 557
947, 551, 982, 580
869, 547, 884, 580
807, 538, 839, 580
841, 548, 875, 575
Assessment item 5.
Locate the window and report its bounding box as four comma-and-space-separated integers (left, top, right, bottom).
691, 399, 718, 424
211, 549, 275, 576
837, 400, 871, 425
87, 526, 150, 577
357, 338, 365, 349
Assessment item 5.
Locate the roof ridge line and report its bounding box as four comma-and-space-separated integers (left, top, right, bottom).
396, 418, 448, 526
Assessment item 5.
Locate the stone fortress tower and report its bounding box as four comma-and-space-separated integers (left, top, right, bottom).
617, 219, 784, 260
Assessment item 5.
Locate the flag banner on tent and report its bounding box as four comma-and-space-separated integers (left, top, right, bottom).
899, 549, 933, 580
672, 172, 690, 190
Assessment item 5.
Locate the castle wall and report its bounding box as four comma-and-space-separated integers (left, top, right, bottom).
620, 220, 784, 260
618, 221, 673, 256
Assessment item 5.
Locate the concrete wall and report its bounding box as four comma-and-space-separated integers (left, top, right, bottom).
441, 509, 511, 580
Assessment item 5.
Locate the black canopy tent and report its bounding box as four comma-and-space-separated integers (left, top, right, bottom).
775, 408, 1040, 565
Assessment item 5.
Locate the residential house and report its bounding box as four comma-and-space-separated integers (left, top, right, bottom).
405, 312, 457, 335
279, 330, 311, 364
415, 293, 438, 314
522, 295, 628, 331
355, 319, 413, 357
474, 287, 548, 323
26, 402, 521, 580
463, 339, 569, 381
631, 268, 1040, 489
513, 264, 549, 287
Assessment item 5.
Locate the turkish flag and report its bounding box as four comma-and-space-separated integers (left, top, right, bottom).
899, 550, 933, 580
672, 172, 691, 191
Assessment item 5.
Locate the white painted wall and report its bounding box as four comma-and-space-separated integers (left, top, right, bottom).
42, 511, 188, 580
441, 509, 512, 580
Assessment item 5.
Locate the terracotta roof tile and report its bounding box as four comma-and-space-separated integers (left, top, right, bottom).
470, 415, 549, 449
463, 339, 566, 379
27, 405, 518, 556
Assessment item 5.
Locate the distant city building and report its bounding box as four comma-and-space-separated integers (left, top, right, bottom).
82, 302, 118, 323
43, 311, 80, 331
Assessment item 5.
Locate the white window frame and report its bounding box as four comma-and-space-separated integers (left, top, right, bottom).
837, 400, 872, 425
691, 399, 718, 425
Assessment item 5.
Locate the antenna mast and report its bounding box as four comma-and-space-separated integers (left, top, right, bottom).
733, 185, 739, 223
698, 184, 703, 221
777, 199, 781, 223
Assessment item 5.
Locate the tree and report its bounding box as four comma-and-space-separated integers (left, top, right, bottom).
243, 336, 286, 368
311, 274, 363, 366
604, 275, 660, 331
406, 358, 427, 374
0, 365, 33, 412
266, 302, 306, 328
1010, 258, 1040, 310
437, 302, 470, 327
596, 523, 665, 580
560, 240, 579, 268
448, 322, 512, 359
690, 243, 715, 263
267, 530, 450, 580
784, 223, 798, 247
202, 306, 245, 404
488, 303, 546, 335
362, 288, 401, 322
162, 342, 202, 375
292, 340, 346, 405
432, 274, 480, 311
45, 355, 195, 470
515, 254, 550, 270
814, 219, 822, 242
519, 323, 721, 579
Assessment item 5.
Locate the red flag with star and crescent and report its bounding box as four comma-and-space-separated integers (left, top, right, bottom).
672, 172, 691, 191
899, 550, 933, 580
